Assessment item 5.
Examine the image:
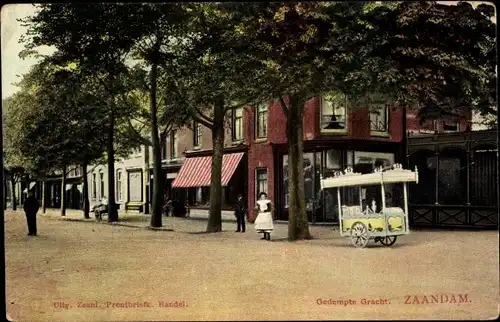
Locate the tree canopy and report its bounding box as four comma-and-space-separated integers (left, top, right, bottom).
13, 1, 497, 237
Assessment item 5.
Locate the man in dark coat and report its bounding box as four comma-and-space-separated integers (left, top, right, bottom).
235, 193, 247, 233
23, 192, 40, 236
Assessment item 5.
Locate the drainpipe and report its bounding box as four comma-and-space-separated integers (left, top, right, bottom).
402, 107, 408, 168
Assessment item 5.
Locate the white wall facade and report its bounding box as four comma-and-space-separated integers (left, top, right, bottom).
86, 146, 149, 210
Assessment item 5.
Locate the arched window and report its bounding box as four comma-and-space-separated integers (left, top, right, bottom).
92, 173, 97, 200
438, 148, 467, 205
99, 171, 105, 200
409, 149, 436, 204
470, 144, 497, 206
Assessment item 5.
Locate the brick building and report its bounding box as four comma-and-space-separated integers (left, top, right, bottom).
168, 93, 473, 223
16, 93, 476, 223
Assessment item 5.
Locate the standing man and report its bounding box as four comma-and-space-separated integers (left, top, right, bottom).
23, 192, 40, 236
235, 193, 246, 233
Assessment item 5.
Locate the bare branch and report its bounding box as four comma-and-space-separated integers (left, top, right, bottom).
125, 119, 153, 146
160, 123, 173, 139
193, 105, 214, 128
193, 113, 213, 129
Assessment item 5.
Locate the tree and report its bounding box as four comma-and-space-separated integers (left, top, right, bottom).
227, 1, 496, 240
115, 63, 194, 227
20, 4, 148, 222
122, 4, 195, 227
231, 2, 372, 240
3, 89, 43, 210
161, 3, 274, 232
3, 54, 139, 218
352, 1, 496, 121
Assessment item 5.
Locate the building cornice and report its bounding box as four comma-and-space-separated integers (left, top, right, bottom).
184, 144, 249, 158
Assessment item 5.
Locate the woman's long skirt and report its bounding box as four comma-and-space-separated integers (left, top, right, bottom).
254, 211, 273, 233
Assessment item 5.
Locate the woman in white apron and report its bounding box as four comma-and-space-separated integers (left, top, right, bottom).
253, 192, 274, 241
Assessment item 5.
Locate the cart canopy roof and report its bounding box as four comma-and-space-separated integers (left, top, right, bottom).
320, 164, 419, 189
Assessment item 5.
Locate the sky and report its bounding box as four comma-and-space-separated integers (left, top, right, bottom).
1, 4, 55, 99
1, 2, 497, 100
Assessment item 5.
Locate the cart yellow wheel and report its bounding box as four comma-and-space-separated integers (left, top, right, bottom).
350, 222, 369, 248
379, 236, 397, 246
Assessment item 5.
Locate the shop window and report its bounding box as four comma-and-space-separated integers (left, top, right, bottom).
116, 170, 123, 202
194, 187, 210, 206
193, 122, 202, 148
232, 108, 243, 141
256, 168, 268, 196
370, 106, 389, 133
322, 150, 343, 222
256, 104, 268, 139
354, 151, 394, 173
325, 150, 342, 171
92, 173, 97, 200
320, 92, 348, 132
196, 187, 202, 204
170, 130, 178, 159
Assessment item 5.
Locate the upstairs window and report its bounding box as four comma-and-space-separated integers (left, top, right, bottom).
161, 137, 167, 160
232, 108, 243, 141
321, 92, 348, 131
170, 130, 178, 159
256, 104, 268, 139
370, 106, 389, 133
193, 122, 202, 148
443, 120, 460, 132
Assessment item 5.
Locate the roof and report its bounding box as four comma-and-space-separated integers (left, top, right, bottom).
320, 164, 419, 188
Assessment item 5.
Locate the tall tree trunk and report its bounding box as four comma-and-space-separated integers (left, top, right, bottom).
206, 99, 225, 233
10, 177, 17, 211
61, 166, 67, 216
107, 106, 118, 222
286, 96, 312, 240
150, 61, 164, 228
41, 180, 46, 214
82, 161, 90, 219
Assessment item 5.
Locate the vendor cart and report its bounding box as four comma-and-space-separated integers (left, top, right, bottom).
320, 164, 418, 248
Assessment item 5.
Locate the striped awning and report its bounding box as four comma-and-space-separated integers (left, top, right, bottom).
172, 152, 244, 188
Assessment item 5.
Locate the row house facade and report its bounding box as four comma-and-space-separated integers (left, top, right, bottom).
6, 165, 86, 211
163, 93, 475, 224
16, 93, 495, 229
86, 147, 150, 213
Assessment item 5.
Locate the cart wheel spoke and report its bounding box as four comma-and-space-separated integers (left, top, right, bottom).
380, 236, 397, 247
350, 222, 369, 248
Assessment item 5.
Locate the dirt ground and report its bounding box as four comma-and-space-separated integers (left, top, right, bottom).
5, 210, 499, 321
